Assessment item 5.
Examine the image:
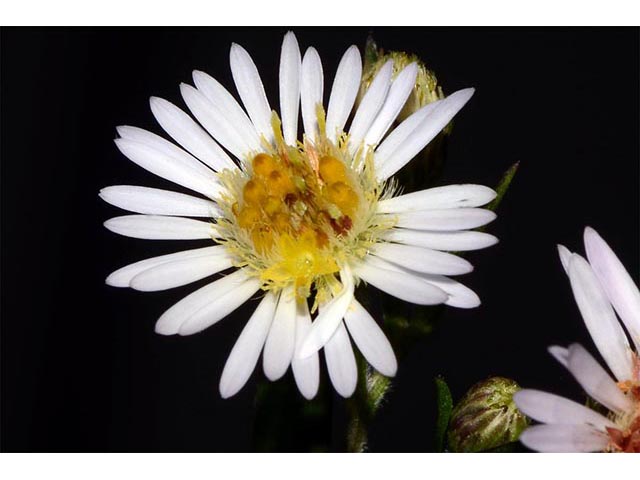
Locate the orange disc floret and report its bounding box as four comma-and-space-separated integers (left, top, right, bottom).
327, 181, 359, 217
318, 156, 347, 185
243, 180, 267, 205
237, 205, 261, 228
252, 153, 278, 177
267, 170, 295, 197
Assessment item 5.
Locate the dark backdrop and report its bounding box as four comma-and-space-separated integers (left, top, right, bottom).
2, 27, 639, 452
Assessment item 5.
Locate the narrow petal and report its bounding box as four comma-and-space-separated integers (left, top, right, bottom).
519, 424, 610, 453
363, 63, 418, 148
263, 286, 296, 381
219, 292, 278, 399
548, 345, 570, 368
229, 43, 274, 145
99, 185, 221, 217
148, 97, 237, 172
279, 31, 302, 146
324, 322, 357, 398
567, 254, 633, 381
363, 255, 479, 308
180, 83, 255, 162
377, 185, 496, 214
372, 243, 473, 276
104, 215, 216, 240
354, 259, 448, 305
584, 226, 640, 351
291, 300, 320, 400
557, 244, 573, 274
300, 47, 324, 142
513, 389, 615, 430
376, 88, 475, 180
106, 245, 226, 288
178, 275, 261, 336
326, 45, 362, 143
566, 343, 633, 414
192, 70, 262, 152
154, 268, 252, 335
418, 274, 480, 309
130, 252, 233, 292
299, 266, 355, 359
344, 300, 397, 377
373, 100, 442, 164
348, 60, 393, 156
392, 208, 496, 231
384, 229, 498, 252
114, 137, 221, 199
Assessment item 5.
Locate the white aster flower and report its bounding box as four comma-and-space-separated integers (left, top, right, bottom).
514, 227, 640, 452
101, 32, 498, 400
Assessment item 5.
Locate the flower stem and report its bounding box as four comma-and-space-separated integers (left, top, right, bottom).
345, 352, 392, 452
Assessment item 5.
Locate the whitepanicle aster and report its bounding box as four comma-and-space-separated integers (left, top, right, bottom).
101, 32, 498, 399
515, 227, 640, 452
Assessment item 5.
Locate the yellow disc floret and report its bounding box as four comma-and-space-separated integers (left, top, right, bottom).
214, 111, 396, 306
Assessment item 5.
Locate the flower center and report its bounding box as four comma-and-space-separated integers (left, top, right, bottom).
214, 112, 392, 305
224, 143, 372, 300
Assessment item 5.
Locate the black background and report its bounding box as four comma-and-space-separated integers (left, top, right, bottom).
2, 27, 638, 452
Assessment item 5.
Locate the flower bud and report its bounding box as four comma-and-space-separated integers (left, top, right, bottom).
359, 37, 447, 126
447, 377, 529, 453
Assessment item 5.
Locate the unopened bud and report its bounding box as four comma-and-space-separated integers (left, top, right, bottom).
359, 38, 446, 126
447, 377, 529, 452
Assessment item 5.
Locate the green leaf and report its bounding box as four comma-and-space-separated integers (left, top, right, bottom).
434, 376, 453, 452
487, 161, 520, 212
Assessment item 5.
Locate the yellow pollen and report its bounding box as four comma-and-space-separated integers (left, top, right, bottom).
230, 152, 365, 295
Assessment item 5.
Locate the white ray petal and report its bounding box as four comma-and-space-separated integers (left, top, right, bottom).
147, 97, 237, 172
324, 322, 357, 398
377, 185, 496, 214
263, 286, 296, 381
419, 274, 480, 309
180, 83, 255, 162
178, 275, 261, 336
363, 63, 418, 148
105, 246, 226, 288
519, 424, 610, 453
372, 243, 473, 276
348, 60, 393, 156
354, 259, 448, 305
299, 266, 355, 359
104, 215, 216, 240
513, 389, 615, 430
326, 45, 362, 143
155, 268, 251, 335
114, 137, 221, 199
219, 292, 278, 399
129, 252, 233, 292
100, 185, 221, 217
384, 229, 498, 252
567, 254, 633, 382
548, 345, 570, 368
557, 244, 573, 274
373, 100, 442, 164
566, 343, 633, 414
116, 125, 211, 167
300, 47, 324, 142
192, 70, 263, 152
279, 32, 302, 146
363, 255, 479, 309
291, 299, 320, 400
376, 88, 475, 180
229, 43, 274, 145
344, 300, 397, 377
584, 226, 640, 351
391, 208, 496, 231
